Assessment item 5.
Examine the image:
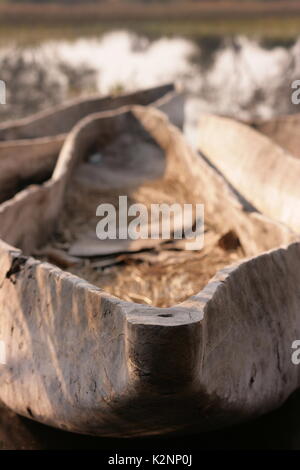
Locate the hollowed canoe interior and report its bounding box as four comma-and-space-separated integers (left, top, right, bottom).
0, 85, 177, 205
30, 114, 246, 308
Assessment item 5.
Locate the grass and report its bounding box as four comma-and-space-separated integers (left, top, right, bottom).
0, 16, 300, 46
0, 2, 300, 44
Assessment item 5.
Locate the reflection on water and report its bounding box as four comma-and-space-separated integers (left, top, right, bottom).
1, 31, 300, 144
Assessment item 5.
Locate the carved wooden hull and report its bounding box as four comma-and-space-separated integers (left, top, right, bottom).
0, 106, 298, 437
251, 113, 300, 159
0, 84, 183, 204
197, 114, 300, 233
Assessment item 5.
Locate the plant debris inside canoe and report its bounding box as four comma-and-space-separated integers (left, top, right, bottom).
36, 231, 245, 308
32, 119, 245, 308
8, 106, 289, 310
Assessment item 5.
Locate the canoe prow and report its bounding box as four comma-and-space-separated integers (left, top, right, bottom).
1, 239, 300, 436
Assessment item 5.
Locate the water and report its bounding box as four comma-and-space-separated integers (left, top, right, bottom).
1, 31, 300, 145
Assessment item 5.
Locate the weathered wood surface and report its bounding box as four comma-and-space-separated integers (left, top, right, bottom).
0, 106, 296, 255
0, 84, 184, 204
0, 106, 299, 437
251, 113, 300, 159
197, 114, 300, 233
1, 239, 300, 436
0, 136, 63, 204
0, 84, 182, 140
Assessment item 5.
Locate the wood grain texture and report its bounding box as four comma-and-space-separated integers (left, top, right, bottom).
197, 114, 300, 233
252, 113, 300, 159
0, 84, 184, 204
0, 105, 299, 436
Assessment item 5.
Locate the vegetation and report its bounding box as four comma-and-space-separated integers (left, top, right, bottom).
0, 1, 299, 44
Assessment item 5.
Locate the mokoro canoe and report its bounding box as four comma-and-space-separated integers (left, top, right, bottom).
197, 114, 300, 233
251, 113, 300, 159
0, 84, 184, 204
0, 106, 298, 437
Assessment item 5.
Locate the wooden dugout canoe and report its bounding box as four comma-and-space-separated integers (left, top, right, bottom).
197, 114, 300, 234
0, 83, 184, 204
0, 105, 298, 437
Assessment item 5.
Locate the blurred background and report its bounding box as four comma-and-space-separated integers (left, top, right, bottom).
1, 1, 300, 143
1, 0, 300, 450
